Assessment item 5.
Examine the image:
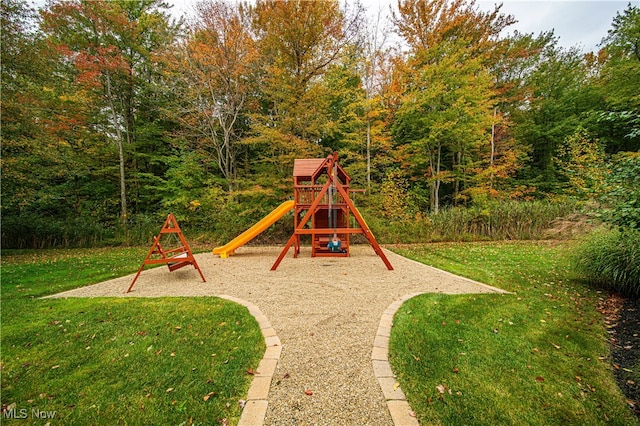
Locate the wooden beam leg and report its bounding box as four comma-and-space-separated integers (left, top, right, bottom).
335, 182, 393, 270
126, 264, 146, 293
271, 234, 297, 271
193, 261, 206, 282
364, 231, 394, 270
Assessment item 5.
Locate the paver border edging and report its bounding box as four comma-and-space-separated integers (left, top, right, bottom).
372, 293, 424, 426
218, 295, 281, 426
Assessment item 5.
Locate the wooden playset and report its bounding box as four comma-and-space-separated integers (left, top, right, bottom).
126, 214, 206, 293
271, 152, 393, 270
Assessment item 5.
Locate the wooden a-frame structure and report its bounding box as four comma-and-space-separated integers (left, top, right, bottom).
271, 152, 393, 271
126, 214, 206, 293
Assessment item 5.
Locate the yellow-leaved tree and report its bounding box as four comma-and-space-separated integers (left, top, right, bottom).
391, 0, 514, 211
246, 0, 364, 176
167, 0, 258, 191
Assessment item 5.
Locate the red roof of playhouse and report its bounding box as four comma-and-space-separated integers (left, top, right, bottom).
293, 157, 350, 184
293, 159, 325, 179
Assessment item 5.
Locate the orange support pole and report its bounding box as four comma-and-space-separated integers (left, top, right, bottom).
334, 181, 393, 270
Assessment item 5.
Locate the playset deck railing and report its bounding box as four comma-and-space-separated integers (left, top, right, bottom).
295, 184, 346, 206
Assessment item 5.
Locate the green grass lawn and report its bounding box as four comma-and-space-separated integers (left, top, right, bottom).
4, 242, 637, 425
1, 249, 265, 425
390, 242, 638, 425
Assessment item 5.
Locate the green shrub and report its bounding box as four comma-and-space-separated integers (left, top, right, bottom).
573, 152, 640, 296
113, 213, 165, 246
574, 227, 640, 296
602, 152, 640, 230
1, 214, 114, 249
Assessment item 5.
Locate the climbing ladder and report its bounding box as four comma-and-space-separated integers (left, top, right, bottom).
126, 214, 206, 293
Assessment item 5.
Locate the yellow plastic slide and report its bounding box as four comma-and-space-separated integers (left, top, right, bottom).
213, 200, 295, 258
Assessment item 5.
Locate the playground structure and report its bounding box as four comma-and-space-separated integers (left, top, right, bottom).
213, 152, 393, 271
127, 214, 205, 293
271, 152, 392, 270
290, 156, 352, 258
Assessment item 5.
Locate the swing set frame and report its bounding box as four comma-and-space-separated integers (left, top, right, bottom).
126, 214, 206, 293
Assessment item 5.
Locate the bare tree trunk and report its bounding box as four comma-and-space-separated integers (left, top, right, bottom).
106, 72, 128, 225
366, 119, 371, 193
453, 150, 462, 204
117, 132, 127, 224
428, 141, 442, 213
218, 91, 244, 192
490, 107, 497, 189
362, 8, 387, 195
434, 141, 441, 213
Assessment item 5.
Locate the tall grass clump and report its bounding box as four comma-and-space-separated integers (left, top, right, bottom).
1, 214, 114, 249
429, 200, 578, 240
573, 227, 640, 296
364, 199, 579, 244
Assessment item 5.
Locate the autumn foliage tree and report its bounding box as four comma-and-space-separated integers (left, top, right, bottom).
42, 0, 175, 224
1, 0, 70, 219
391, 0, 514, 211
554, 127, 607, 197
488, 31, 556, 197
596, 3, 640, 152
168, 0, 257, 191
393, 0, 514, 52
1, 0, 121, 246
247, 0, 364, 175
359, 8, 393, 191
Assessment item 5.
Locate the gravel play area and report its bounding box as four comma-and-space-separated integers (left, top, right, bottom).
48, 245, 506, 425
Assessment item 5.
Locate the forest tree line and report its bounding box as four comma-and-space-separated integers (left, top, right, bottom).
2, 0, 639, 248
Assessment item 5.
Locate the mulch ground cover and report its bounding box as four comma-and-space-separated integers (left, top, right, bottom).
600, 294, 640, 415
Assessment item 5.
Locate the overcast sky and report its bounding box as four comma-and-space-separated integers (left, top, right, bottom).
478, 0, 634, 52
29, 0, 636, 53
169, 0, 636, 53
